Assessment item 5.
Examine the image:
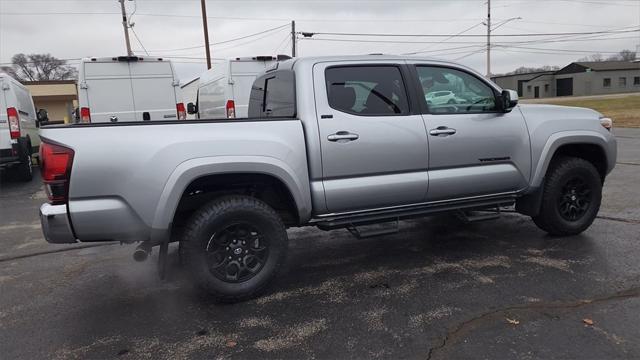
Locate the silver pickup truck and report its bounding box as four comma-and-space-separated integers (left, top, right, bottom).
39, 55, 617, 302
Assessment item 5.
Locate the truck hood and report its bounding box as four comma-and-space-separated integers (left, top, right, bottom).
518, 103, 602, 120
516, 103, 610, 138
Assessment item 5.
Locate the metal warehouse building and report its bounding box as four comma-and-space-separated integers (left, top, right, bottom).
492, 60, 640, 99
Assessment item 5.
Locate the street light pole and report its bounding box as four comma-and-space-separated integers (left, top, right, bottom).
486, 0, 491, 77
118, 0, 133, 56
200, 0, 212, 69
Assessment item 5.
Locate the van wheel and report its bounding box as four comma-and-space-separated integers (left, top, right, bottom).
532, 156, 601, 236
16, 138, 33, 182
181, 195, 288, 303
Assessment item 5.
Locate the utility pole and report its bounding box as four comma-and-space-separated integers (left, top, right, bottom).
291, 20, 296, 57
118, 0, 133, 56
200, 0, 212, 69
486, 0, 491, 77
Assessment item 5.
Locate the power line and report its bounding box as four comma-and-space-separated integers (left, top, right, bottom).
403, 22, 485, 55
0, 11, 485, 23
145, 23, 290, 52
298, 34, 640, 46
130, 27, 149, 56
301, 28, 640, 38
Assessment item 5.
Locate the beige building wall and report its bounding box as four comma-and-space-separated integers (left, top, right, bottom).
24, 80, 78, 123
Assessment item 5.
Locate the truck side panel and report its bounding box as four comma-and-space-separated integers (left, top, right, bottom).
39, 119, 312, 243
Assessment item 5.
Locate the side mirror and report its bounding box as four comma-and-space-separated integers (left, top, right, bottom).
187, 102, 198, 115
500, 89, 518, 112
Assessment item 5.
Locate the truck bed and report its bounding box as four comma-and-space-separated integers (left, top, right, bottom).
39, 117, 311, 243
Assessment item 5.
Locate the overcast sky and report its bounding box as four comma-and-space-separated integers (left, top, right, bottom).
1, 0, 639, 82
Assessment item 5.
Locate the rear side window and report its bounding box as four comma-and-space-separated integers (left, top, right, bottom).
325, 66, 409, 116
248, 70, 295, 118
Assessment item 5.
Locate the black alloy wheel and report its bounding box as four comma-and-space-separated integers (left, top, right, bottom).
557, 176, 592, 221
205, 223, 269, 283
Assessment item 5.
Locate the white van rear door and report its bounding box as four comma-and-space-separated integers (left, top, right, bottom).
14, 83, 39, 148
84, 62, 136, 122
129, 62, 177, 121
229, 60, 274, 118
0, 80, 11, 151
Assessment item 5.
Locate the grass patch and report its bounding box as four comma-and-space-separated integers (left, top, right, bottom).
522, 94, 640, 128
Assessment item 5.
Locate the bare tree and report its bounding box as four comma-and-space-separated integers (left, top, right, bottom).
618, 49, 637, 61
0, 53, 77, 81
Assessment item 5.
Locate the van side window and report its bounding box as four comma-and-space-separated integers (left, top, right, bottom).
248, 70, 295, 118
417, 66, 497, 114
325, 66, 409, 116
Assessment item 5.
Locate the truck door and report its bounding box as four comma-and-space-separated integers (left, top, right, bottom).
411, 63, 531, 201
129, 61, 178, 121
84, 62, 136, 122
313, 62, 429, 213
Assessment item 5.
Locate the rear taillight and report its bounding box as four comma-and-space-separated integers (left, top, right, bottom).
80, 107, 91, 123
40, 141, 74, 205
176, 103, 186, 120
7, 107, 20, 139
226, 100, 236, 119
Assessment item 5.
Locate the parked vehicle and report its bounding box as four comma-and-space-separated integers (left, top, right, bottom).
39, 55, 617, 302
425, 90, 458, 105
187, 55, 290, 119
0, 73, 39, 181
76, 56, 184, 123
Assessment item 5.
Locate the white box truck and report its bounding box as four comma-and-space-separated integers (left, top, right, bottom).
187, 55, 290, 119
76, 56, 185, 123
0, 73, 39, 181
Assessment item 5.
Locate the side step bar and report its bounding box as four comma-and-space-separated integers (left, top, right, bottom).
315, 195, 516, 230
347, 219, 399, 239
455, 207, 501, 224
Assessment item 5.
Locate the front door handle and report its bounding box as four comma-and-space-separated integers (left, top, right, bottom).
429, 126, 456, 136
328, 131, 359, 142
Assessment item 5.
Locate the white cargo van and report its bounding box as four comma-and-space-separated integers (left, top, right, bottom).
188, 55, 290, 119
77, 56, 185, 123
0, 73, 39, 181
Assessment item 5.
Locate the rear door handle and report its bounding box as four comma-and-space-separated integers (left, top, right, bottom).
328, 131, 359, 142
429, 126, 456, 136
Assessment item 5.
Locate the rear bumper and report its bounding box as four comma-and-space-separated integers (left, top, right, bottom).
39, 203, 77, 244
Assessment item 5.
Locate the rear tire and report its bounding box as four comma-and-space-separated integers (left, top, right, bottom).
532, 156, 601, 236
182, 195, 288, 303
16, 138, 33, 182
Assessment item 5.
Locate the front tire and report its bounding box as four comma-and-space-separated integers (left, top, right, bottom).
182, 195, 288, 303
532, 156, 602, 236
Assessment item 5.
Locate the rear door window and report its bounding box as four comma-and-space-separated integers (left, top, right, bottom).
325, 66, 409, 116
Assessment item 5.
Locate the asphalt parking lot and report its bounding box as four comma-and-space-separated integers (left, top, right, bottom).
1, 128, 639, 360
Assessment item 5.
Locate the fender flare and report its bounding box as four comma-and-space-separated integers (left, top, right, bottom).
149, 155, 312, 243
529, 130, 610, 189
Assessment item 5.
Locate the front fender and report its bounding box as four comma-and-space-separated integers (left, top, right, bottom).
530, 130, 616, 189
149, 155, 312, 243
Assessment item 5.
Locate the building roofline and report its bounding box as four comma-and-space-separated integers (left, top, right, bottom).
22, 80, 77, 85
490, 70, 554, 79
